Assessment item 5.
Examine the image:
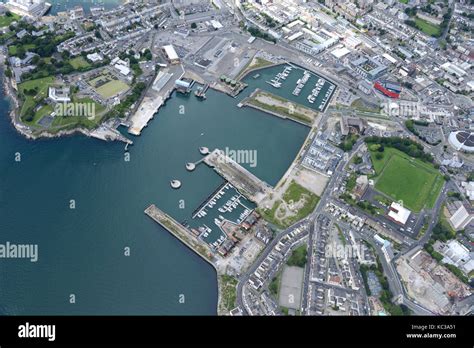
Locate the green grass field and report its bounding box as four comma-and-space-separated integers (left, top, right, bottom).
69, 56, 91, 70
89, 74, 129, 99
8, 44, 36, 56
18, 76, 54, 119
96, 79, 129, 99
415, 17, 441, 37
51, 97, 107, 129
260, 181, 320, 228
0, 13, 20, 28
370, 148, 443, 212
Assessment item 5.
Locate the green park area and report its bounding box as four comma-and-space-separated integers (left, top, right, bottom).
8, 43, 35, 56
69, 56, 91, 70
259, 181, 320, 228
414, 17, 441, 37
18, 76, 108, 130
286, 245, 308, 267
369, 147, 443, 212
50, 97, 107, 130
0, 13, 20, 28
18, 76, 54, 122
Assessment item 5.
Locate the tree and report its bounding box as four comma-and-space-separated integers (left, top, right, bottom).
190, 22, 197, 29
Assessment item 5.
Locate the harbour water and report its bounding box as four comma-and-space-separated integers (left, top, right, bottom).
0, 62, 309, 314
48, 0, 123, 14
0, 0, 123, 14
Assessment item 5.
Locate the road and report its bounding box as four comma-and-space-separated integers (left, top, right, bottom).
235, 218, 309, 313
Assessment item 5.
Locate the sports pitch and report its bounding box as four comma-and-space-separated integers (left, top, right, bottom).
370, 148, 443, 212
88, 73, 129, 99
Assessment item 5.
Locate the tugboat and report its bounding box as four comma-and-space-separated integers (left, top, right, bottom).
170, 180, 182, 189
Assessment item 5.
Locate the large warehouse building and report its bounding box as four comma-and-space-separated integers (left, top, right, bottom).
448, 131, 474, 153
162, 45, 179, 64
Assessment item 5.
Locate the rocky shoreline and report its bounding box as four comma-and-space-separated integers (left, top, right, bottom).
1, 69, 134, 144
1, 73, 99, 140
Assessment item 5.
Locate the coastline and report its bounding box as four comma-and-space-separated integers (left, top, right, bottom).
1, 69, 132, 144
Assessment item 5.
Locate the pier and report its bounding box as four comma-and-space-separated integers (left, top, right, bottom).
191, 181, 229, 219
144, 204, 216, 265
195, 84, 209, 99
128, 65, 184, 136
186, 157, 206, 171
204, 149, 272, 204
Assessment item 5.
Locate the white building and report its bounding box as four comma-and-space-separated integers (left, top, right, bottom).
86, 53, 103, 63
449, 204, 474, 231
387, 202, 411, 225
461, 182, 474, 201
162, 45, 179, 64
6, 0, 50, 17
48, 86, 71, 103
434, 240, 474, 276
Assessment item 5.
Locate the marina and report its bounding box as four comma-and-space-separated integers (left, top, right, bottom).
265, 65, 292, 89
245, 63, 337, 114
204, 149, 273, 204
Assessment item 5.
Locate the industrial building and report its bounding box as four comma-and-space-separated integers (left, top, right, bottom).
162, 45, 180, 64
374, 80, 401, 99
6, 0, 50, 17
434, 240, 474, 276
449, 203, 474, 231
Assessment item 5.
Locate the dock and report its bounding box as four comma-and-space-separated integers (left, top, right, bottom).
204, 149, 272, 204
144, 204, 216, 266
191, 181, 228, 219
128, 65, 184, 136
195, 83, 209, 99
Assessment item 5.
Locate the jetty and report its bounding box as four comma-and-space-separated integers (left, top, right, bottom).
144, 204, 215, 265
204, 149, 272, 204
195, 84, 209, 99
128, 65, 184, 136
